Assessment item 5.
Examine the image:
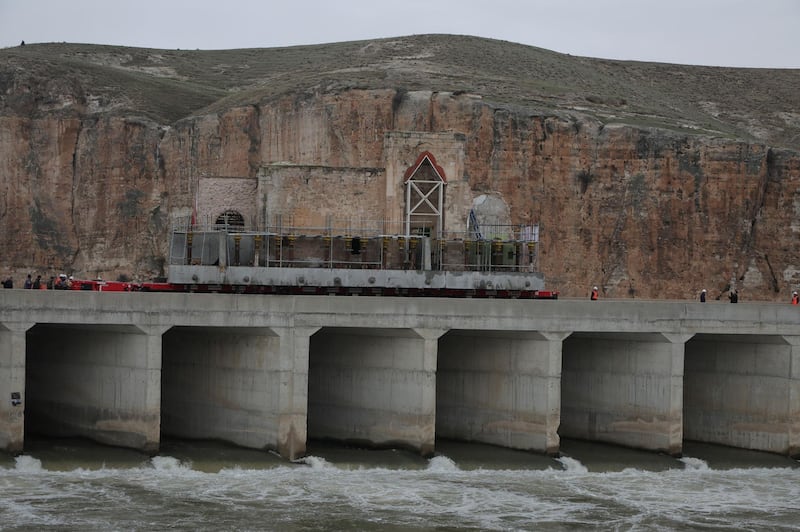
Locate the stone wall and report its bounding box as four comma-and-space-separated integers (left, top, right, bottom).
197, 177, 258, 227
256, 164, 386, 230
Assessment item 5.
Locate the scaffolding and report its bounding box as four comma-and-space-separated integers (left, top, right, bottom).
169, 216, 539, 273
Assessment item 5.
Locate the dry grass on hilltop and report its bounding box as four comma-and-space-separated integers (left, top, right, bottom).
1, 34, 799, 149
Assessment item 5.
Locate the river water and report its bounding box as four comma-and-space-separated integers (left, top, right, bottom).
1, 438, 798, 531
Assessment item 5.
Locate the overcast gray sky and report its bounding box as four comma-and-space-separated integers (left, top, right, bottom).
1, 0, 797, 68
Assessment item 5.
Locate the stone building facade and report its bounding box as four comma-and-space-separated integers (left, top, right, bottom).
195, 130, 508, 238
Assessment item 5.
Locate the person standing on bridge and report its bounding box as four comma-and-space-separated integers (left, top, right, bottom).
792, 291, 799, 305
700, 289, 707, 302
728, 289, 739, 303
590, 286, 599, 300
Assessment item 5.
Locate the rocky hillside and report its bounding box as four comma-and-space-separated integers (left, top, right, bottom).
1, 34, 799, 299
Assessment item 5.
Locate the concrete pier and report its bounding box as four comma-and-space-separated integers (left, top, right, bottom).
1, 291, 799, 459
0, 322, 29, 453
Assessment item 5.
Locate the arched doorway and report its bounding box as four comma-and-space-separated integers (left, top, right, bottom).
215, 209, 245, 230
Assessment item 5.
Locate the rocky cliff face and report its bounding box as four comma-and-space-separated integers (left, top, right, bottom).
1, 38, 799, 300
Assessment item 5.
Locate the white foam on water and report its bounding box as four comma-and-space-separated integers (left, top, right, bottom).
149, 455, 190, 471
14, 454, 44, 472
679, 456, 710, 470
296, 455, 336, 469
0, 497, 67, 528
556, 455, 588, 473
566, 465, 800, 529
427, 455, 459, 472
3, 445, 799, 530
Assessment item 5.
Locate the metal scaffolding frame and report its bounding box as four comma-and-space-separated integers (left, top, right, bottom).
169, 216, 539, 273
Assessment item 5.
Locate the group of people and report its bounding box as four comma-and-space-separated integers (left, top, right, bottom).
699, 288, 739, 303
587, 285, 798, 304
22, 274, 43, 289
698, 288, 739, 303
696, 287, 799, 304
3, 273, 75, 290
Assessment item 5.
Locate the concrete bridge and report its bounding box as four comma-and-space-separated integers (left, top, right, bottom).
1, 290, 799, 460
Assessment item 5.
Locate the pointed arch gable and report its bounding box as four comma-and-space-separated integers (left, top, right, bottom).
403, 151, 447, 237
403, 151, 447, 183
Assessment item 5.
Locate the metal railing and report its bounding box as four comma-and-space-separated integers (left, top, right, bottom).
170, 217, 539, 272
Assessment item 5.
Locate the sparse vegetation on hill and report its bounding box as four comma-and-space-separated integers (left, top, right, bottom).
1, 34, 799, 149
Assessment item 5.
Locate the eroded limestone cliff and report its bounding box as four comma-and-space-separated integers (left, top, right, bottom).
1, 36, 799, 299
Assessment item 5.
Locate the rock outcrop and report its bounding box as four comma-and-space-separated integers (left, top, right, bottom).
1, 36, 799, 300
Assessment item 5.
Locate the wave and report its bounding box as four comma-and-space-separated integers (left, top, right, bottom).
427, 455, 459, 472
14, 455, 44, 473
295, 455, 336, 469
557, 455, 588, 473
680, 456, 710, 470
